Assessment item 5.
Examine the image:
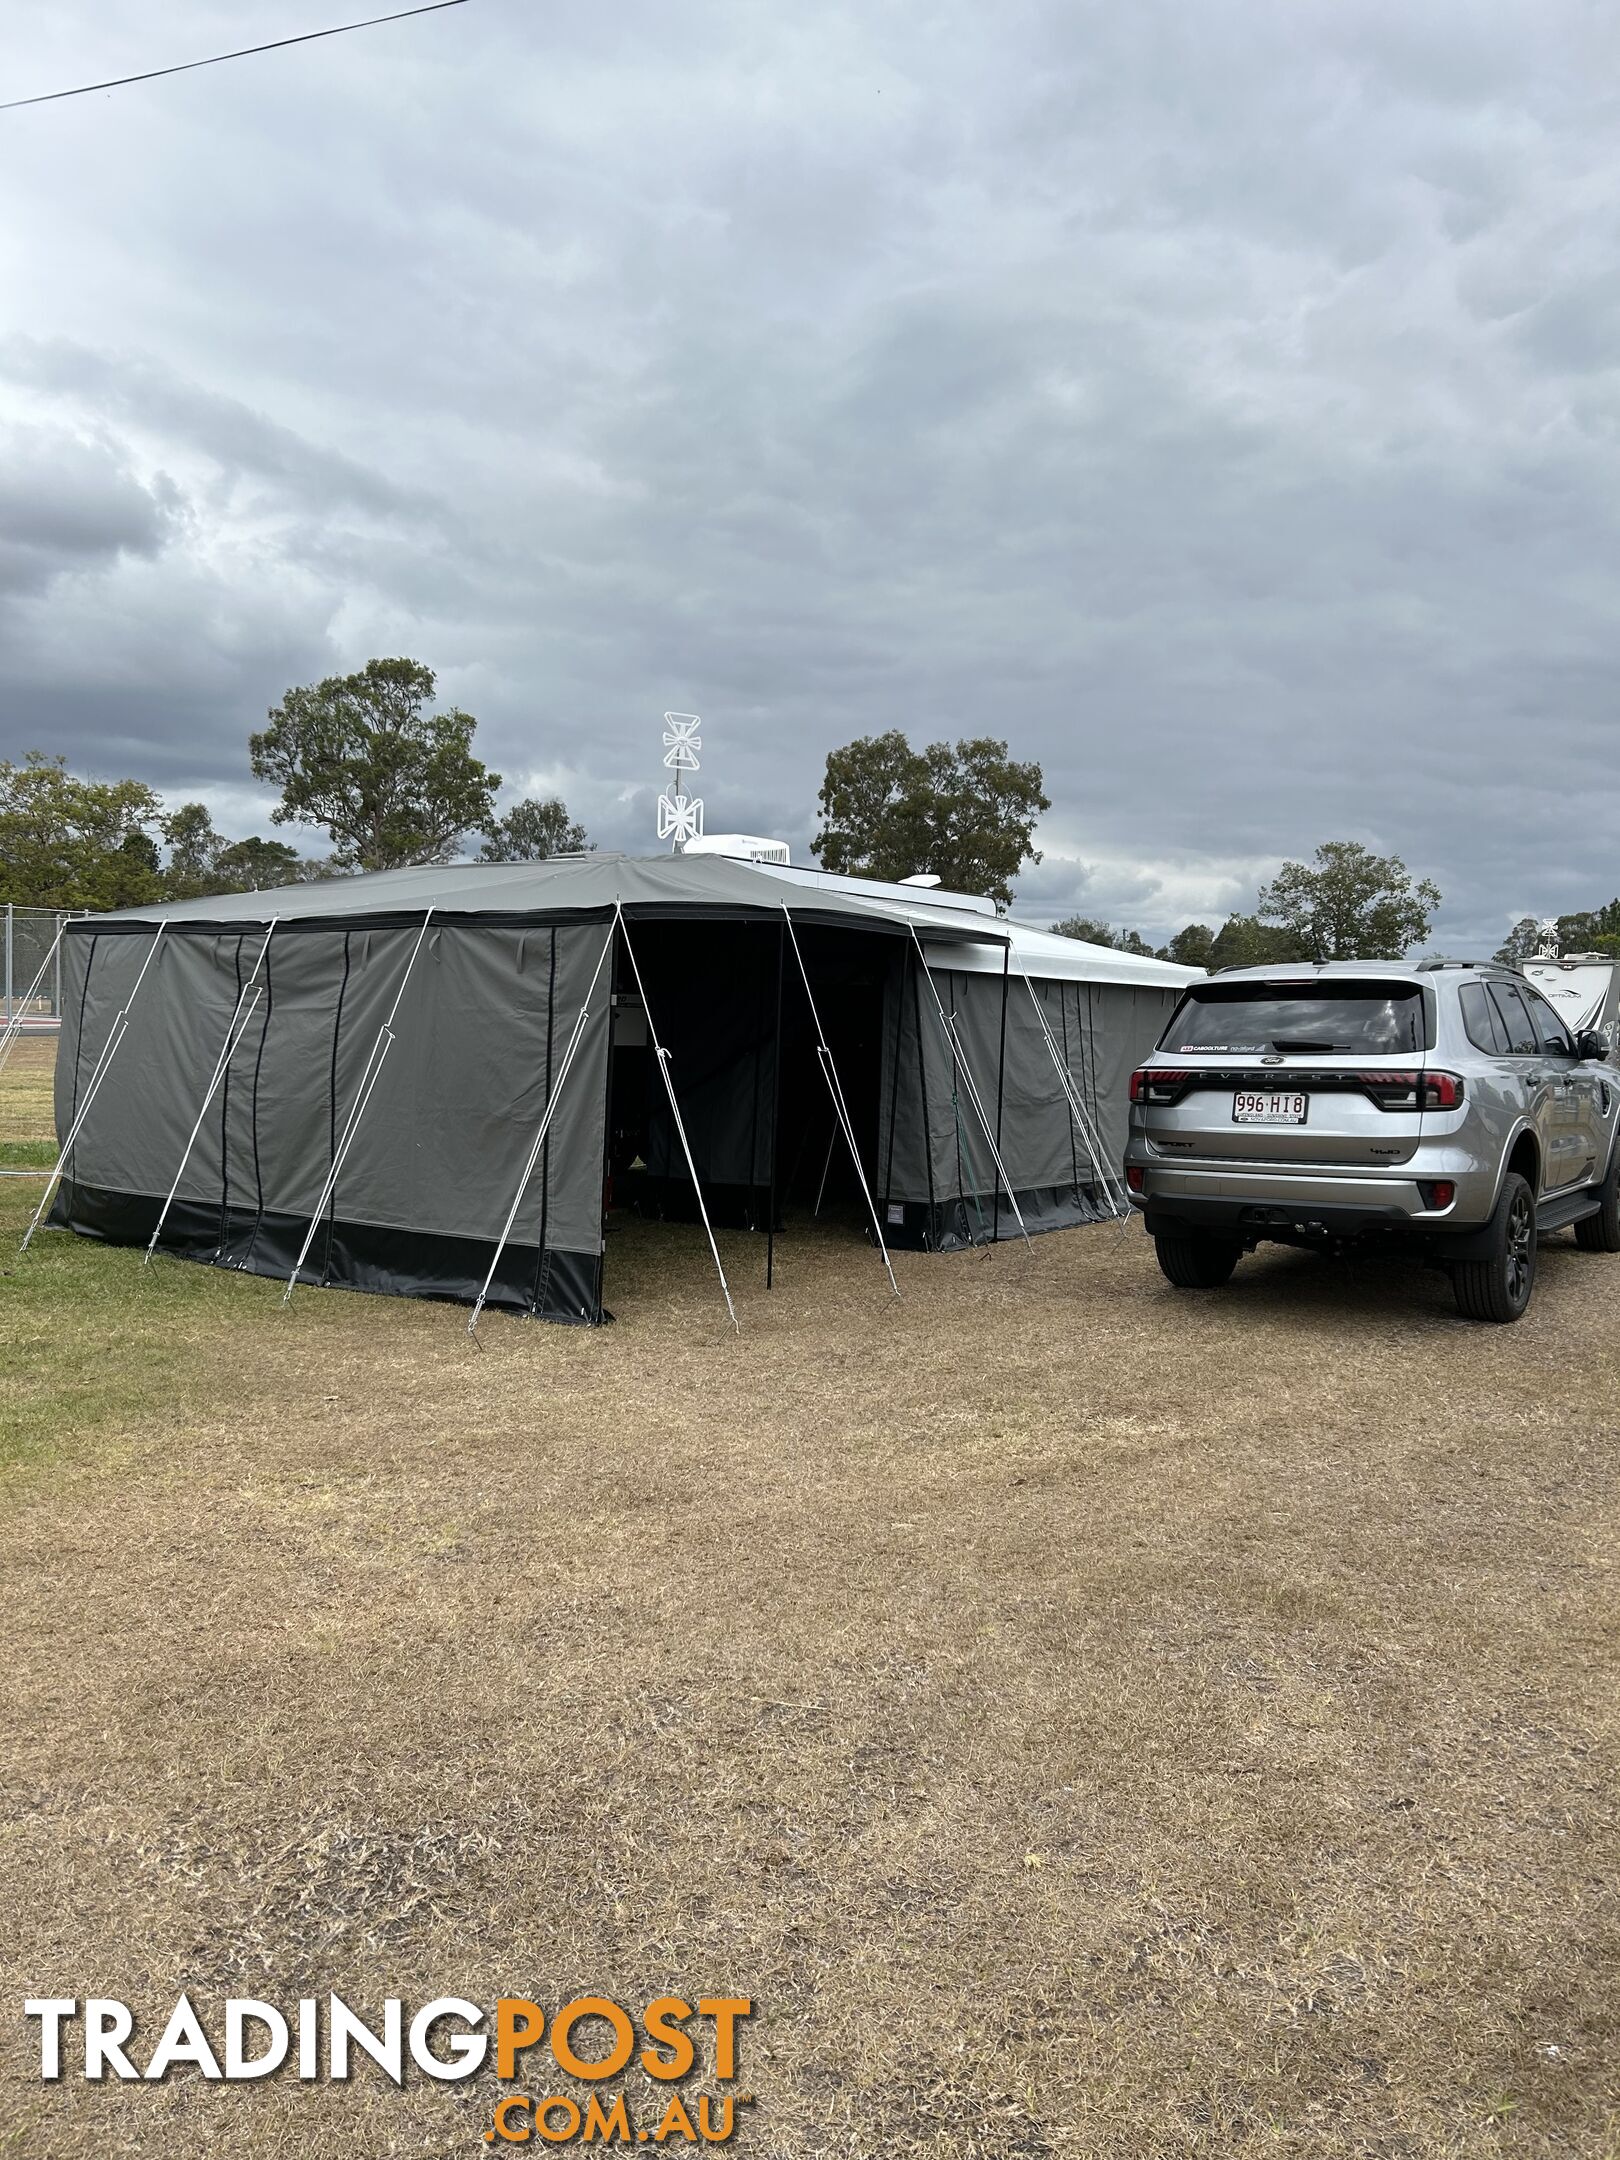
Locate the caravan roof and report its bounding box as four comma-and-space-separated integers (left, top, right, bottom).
92, 852, 1201, 990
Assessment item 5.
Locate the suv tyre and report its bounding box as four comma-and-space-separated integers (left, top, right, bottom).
1450, 1171, 1536, 1323
1574, 1143, 1620, 1253
1154, 1232, 1243, 1289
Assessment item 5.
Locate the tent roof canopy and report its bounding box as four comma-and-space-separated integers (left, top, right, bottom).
85, 851, 1201, 988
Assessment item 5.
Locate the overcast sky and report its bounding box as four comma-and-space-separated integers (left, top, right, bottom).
2, 1, 1617, 947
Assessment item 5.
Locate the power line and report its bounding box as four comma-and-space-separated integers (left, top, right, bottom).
0, 0, 469, 114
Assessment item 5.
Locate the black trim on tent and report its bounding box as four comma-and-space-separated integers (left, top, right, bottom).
50, 1183, 606, 1324
1091, 988, 1106, 1142
766, 920, 784, 1287
1057, 982, 1081, 1194
63, 931, 98, 1225
217, 931, 244, 1257
910, 945, 937, 1240
527, 925, 559, 1318
61, 901, 1008, 945
245, 930, 274, 1267
883, 1177, 1118, 1253
880, 946, 904, 1222
322, 929, 353, 1283
946, 968, 971, 1237
597, 918, 620, 1285
993, 947, 1009, 1244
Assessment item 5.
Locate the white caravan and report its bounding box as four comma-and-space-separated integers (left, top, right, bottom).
1520, 953, 1620, 1058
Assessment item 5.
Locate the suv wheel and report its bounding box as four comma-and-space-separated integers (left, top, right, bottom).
1154, 1232, 1242, 1289
1573, 1145, 1620, 1253
1450, 1172, 1536, 1323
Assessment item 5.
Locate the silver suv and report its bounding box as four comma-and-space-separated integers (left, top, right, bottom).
1124, 960, 1620, 1322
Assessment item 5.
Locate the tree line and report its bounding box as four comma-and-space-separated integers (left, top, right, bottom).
1061, 859, 1620, 968
0, 659, 588, 910
1492, 904, 1620, 965
1053, 841, 1444, 967
812, 738, 1452, 963
5, 660, 1590, 970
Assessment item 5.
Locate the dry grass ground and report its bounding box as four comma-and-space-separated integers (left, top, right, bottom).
1, 1040, 1618, 2158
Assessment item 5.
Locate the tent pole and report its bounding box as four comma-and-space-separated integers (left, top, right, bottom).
993, 943, 1010, 1244
1011, 950, 1131, 1228
618, 912, 739, 1334
467, 911, 618, 1338
21, 921, 169, 1254
813, 1123, 836, 1215
907, 926, 1032, 1253
144, 919, 278, 1266
782, 906, 901, 1299
766, 919, 783, 1288
281, 908, 435, 1306
0, 918, 70, 1084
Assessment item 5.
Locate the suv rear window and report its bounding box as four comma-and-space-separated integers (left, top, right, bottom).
1163, 980, 1429, 1055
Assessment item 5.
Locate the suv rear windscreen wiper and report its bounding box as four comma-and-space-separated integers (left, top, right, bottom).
1270, 1037, 1348, 1051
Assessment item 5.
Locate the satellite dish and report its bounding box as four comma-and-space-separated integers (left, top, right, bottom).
899, 873, 942, 888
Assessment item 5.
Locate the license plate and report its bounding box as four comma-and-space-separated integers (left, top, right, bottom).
1232, 1091, 1308, 1124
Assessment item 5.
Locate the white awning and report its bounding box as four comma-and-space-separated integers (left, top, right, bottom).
752, 862, 1203, 989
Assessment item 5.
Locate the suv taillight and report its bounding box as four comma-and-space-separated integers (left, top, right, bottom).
1130, 1068, 1185, 1104
1357, 1070, 1464, 1110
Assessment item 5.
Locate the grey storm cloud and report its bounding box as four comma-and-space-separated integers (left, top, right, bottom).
0, 423, 175, 595
1, 0, 1618, 946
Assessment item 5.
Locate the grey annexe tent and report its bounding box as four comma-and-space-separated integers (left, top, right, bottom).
46, 854, 1199, 1324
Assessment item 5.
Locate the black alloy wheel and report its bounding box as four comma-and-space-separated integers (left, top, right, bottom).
1451, 1172, 1537, 1323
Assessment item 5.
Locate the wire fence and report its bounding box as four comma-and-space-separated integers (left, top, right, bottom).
3, 904, 88, 1026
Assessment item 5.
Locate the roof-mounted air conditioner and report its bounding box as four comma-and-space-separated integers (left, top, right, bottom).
683, 834, 791, 865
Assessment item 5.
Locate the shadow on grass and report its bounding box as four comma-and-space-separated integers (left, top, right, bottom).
1146, 1228, 1605, 1329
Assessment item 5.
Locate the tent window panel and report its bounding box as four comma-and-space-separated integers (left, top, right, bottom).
329, 921, 609, 1254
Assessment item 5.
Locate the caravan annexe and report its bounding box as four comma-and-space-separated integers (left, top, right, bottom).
45, 854, 1198, 1323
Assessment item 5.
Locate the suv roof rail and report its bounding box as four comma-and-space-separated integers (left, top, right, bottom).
1417, 957, 1477, 970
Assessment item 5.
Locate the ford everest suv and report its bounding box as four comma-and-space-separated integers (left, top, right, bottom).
1124, 961, 1620, 1322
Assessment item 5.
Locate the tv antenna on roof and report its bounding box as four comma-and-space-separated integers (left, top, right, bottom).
658, 713, 704, 853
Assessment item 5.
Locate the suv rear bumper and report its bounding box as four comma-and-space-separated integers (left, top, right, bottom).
1141, 1194, 1419, 1239
1128, 1161, 1489, 1238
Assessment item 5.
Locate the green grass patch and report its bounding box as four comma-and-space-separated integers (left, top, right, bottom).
0, 1174, 329, 1481
0, 1043, 366, 1485
1, 1141, 55, 1169
0, 1036, 341, 1480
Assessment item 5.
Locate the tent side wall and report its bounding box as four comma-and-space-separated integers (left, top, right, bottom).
877, 951, 1180, 1249
50, 917, 612, 1320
